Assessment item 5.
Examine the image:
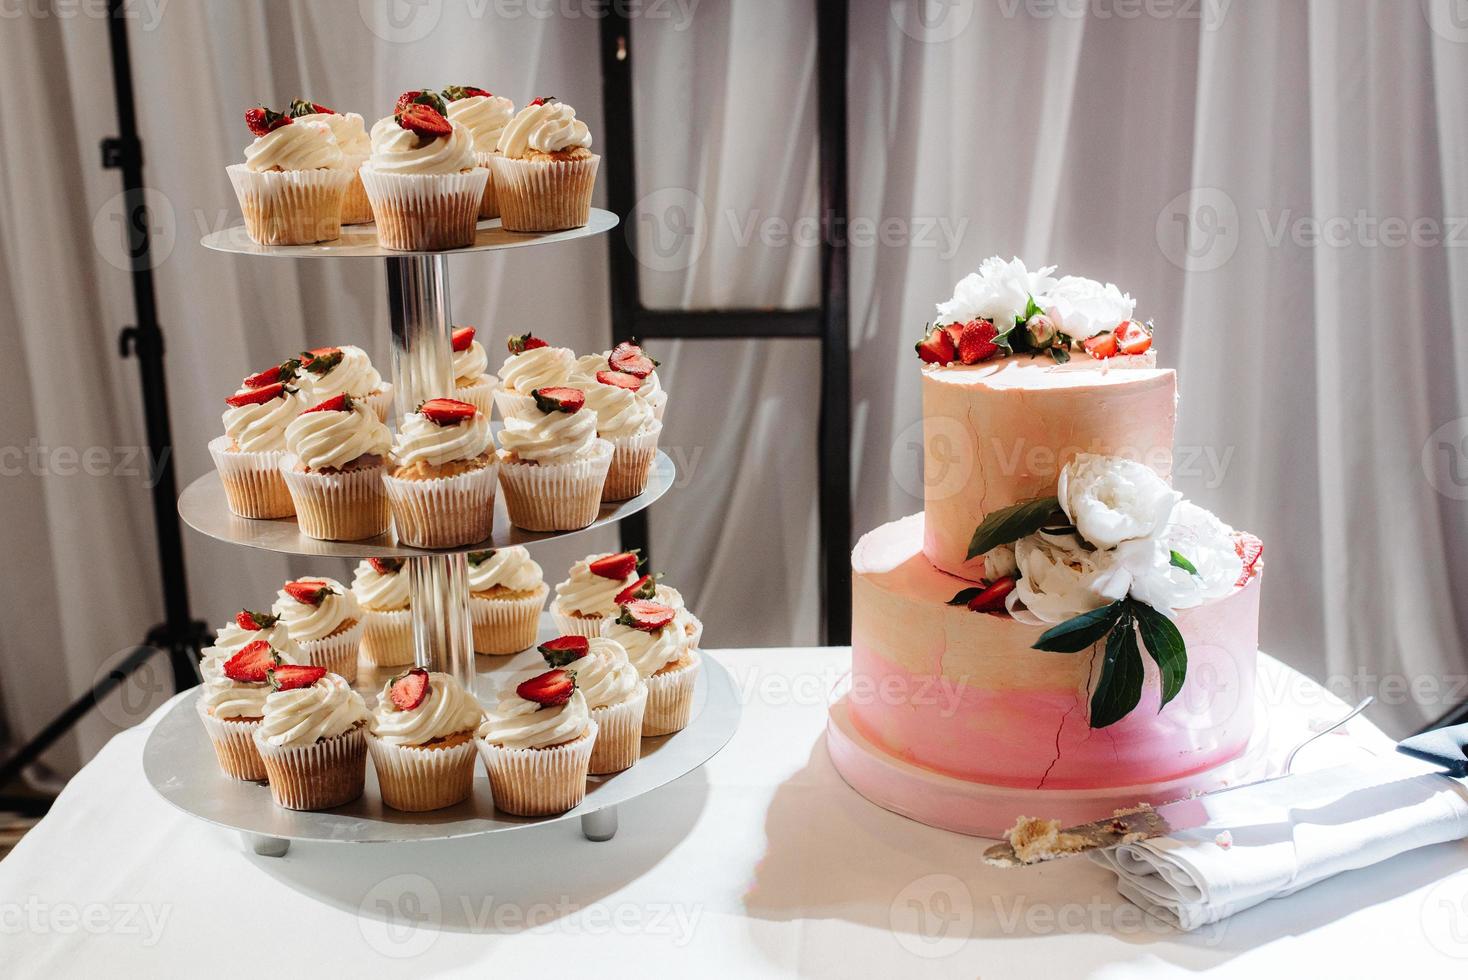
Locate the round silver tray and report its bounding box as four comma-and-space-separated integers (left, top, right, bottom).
200, 209, 619, 258
179, 451, 674, 558
143, 649, 739, 851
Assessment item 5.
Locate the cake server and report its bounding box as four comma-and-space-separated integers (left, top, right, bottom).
983, 698, 1468, 868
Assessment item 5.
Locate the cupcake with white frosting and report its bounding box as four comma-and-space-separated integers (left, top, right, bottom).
288, 99, 373, 224
253, 667, 372, 811
654, 583, 705, 649
210, 360, 307, 518
449, 325, 498, 416
495, 385, 613, 532
539, 635, 647, 774
272, 577, 364, 684
298, 345, 393, 422
280, 393, 392, 541
226, 104, 354, 245
468, 546, 548, 655
360, 90, 487, 251
602, 599, 699, 736
477, 669, 597, 816
488, 97, 599, 231
196, 636, 298, 781
443, 85, 514, 219
551, 550, 643, 638
575, 369, 661, 501
367, 669, 484, 812
571, 341, 668, 420
199, 608, 303, 674
383, 398, 497, 548
351, 558, 413, 667
495, 332, 575, 420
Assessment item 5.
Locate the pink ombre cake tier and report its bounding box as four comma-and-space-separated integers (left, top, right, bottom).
921, 353, 1177, 581
851, 513, 1261, 791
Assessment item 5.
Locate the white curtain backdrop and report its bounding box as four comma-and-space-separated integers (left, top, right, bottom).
1, 0, 1465, 777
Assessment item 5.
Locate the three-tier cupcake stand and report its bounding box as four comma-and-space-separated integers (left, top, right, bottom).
141, 212, 740, 857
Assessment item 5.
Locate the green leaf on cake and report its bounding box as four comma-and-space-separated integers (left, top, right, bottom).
946, 587, 984, 606
1032, 600, 1125, 653
1024, 294, 1044, 322
1049, 345, 1071, 365
966, 495, 1063, 560
1131, 599, 1188, 709
1169, 550, 1199, 576
1089, 613, 1145, 729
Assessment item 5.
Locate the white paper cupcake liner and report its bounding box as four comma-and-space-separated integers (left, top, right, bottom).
208, 435, 293, 519
491, 388, 538, 422
280, 454, 388, 542
470, 584, 548, 655
488, 153, 600, 232
361, 607, 414, 666
473, 151, 500, 219
549, 596, 611, 639
643, 651, 700, 736
254, 724, 368, 810
342, 162, 375, 224
603, 421, 663, 502
589, 686, 647, 775
359, 167, 488, 251
367, 732, 478, 811
497, 439, 613, 532
364, 384, 394, 423
196, 700, 266, 781
295, 618, 364, 685
455, 376, 498, 418
226, 163, 353, 245
476, 722, 598, 816
384, 462, 498, 549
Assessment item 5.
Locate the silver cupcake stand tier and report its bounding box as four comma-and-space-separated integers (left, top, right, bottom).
148, 212, 741, 855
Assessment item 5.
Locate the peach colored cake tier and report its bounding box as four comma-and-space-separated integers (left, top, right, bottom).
851, 514, 1262, 791
921, 353, 1176, 581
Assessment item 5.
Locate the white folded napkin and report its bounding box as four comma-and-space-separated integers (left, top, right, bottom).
1089, 757, 1468, 930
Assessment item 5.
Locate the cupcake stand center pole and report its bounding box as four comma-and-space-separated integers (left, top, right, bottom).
384, 254, 476, 694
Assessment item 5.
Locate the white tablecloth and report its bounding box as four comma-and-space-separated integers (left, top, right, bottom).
3, 648, 1467, 978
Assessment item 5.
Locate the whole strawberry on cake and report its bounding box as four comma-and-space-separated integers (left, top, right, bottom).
226, 104, 354, 245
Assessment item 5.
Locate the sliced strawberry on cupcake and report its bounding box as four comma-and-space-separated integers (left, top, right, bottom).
288, 98, 335, 117
617, 599, 677, 632
397, 102, 452, 140
589, 551, 640, 580
394, 89, 448, 115
608, 341, 658, 379
418, 397, 477, 425
300, 346, 345, 374
452, 325, 476, 352
235, 609, 280, 631
596, 370, 643, 391
532, 386, 585, 414
283, 579, 336, 605
266, 664, 328, 691
222, 639, 281, 683
242, 358, 301, 389
516, 668, 576, 707
225, 382, 290, 408
507, 333, 549, 354
442, 85, 493, 100
614, 573, 660, 605
245, 105, 292, 137
368, 557, 405, 575
538, 635, 590, 667
388, 667, 430, 711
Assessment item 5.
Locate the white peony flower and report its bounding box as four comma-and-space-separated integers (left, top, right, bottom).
1011, 531, 1129, 624
1112, 501, 1244, 618
935, 257, 1058, 328
1043, 275, 1135, 341
983, 543, 1018, 581
1058, 453, 1180, 550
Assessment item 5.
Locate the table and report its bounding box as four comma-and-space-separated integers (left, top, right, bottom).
3, 648, 1467, 978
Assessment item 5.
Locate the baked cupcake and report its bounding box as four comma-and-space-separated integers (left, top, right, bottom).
359, 90, 487, 251
575, 370, 661, 501
540, 635, 646, 775
226, 105, 354, 245
298, 345, 394, 422
383, 398, 497, 548
196, 637, 297, 781
551, 550, 643, 638
477, 670, 597, 816
272, 577, 364, 684
496, 387, 613, 532
468, 546, 548, 655
289, 99, 373, 224
367, 668, 484, 812
603, 600, 699, 736
656, 584, 705, 649
253, 667, 372, 811
571, 341, 668, 420
281, 393, 392, 541
450, 325, 498, 416
443, 86, 514, 219
210, 359, 307, 518
351, 558, 413, 667
494, 333, 574, 420
488, 97, 599, 232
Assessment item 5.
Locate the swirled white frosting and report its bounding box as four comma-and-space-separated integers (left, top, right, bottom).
392, 410, 493, 468
244, 120, 345, 172
199, 676, 273, 720
284, 399, 391, 470
468, 546, 543, 594
497, 409, 598, 464
571, 350, 664, 408
479, 688, 590, 750
351, 560, 410, 612
453, 340, 491, 385
555, 553, 636, 616
495, 101, 592, 158
498, 345, 574, 394
578, 382, 654, 439
569, 638, 641, 710
200, 620, 302, 680
272, 578, 360, 643
296, 111, 370, 161
257, 673, 371, 748
299, 345, 383, 402
602, 620, 686, 679
367, 115, 475, 174
222, 387, 307, 453
371, 672, 484, 745
446, 95, 515, 154
652, 584, 701, 643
